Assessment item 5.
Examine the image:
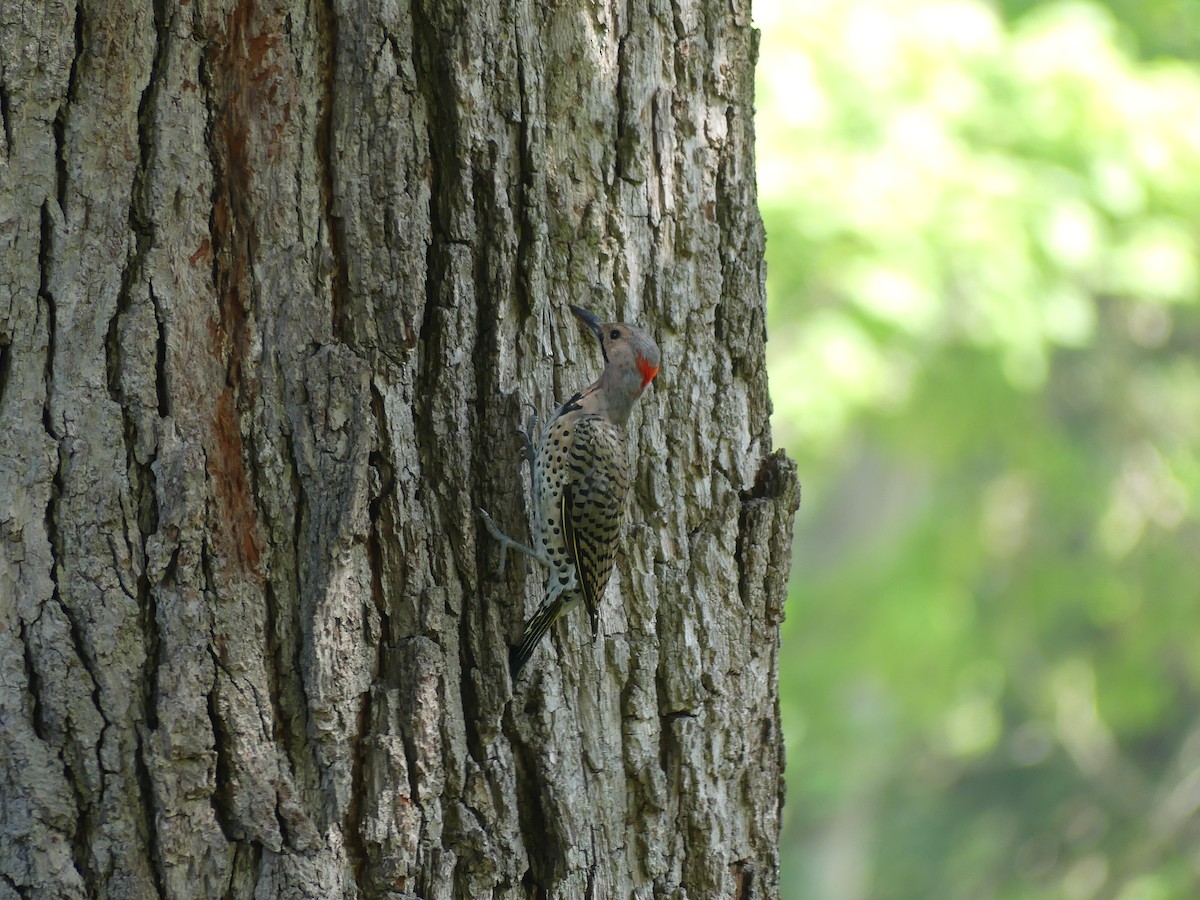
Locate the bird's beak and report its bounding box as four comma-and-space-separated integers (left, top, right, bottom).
569, 305, 605, 343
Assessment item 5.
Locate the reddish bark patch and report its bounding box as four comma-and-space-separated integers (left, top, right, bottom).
207, 191, 250, 377
199, 0, 295, 581
218, 0, 287, 168
204, 0, 291, 375
729, 860, 753, 899
189, 238, 211, 265
210, 386, 263, 575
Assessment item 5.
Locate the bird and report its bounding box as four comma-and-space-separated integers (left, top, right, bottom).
479, 305, 661, 678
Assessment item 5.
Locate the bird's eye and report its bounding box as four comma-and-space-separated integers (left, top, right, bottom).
610, 329, 620, 340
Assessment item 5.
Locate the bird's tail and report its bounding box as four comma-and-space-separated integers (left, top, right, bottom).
510, 598, 563, 679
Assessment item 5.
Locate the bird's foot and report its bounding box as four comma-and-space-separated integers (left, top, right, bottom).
477, 507, 547, 577
516, 403, 539, 468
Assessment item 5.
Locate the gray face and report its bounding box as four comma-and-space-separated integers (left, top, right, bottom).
569, 305, 662, 402
597, 322, 661, 400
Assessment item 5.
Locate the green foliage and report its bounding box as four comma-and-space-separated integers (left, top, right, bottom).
759, 0, 1200, 896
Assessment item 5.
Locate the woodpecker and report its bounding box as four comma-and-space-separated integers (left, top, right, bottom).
480, 305, 661, 678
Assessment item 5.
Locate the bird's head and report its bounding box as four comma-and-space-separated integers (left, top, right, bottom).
570, 305, 661, 405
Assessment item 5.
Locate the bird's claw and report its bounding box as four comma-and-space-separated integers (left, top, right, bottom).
516, 428, 537, 466
515, 403, 539, 467
477, 507, 510, 577
477, 506, 547, 577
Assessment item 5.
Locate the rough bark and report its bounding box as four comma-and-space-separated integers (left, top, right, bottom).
0, 0, 799, 897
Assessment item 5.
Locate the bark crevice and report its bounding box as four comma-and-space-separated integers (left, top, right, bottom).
38, 201, 58, 439
0, 336, 10, 411
134, 728, 167, 899
205, 647, 239, 844
18, 620, 48, 742
51, 1, 80, 216
0, 77, 12, 156
56, 586, 103, 891
316, 0, 348, 342
0, 872, 22, 899
281, 430, 317, 779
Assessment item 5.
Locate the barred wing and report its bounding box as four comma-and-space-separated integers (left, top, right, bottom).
561, 416, 630, 635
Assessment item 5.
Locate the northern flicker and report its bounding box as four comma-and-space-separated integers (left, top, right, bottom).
480, 305, 661, 678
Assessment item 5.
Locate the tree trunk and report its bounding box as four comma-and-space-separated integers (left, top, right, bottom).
0, 0, 799, 897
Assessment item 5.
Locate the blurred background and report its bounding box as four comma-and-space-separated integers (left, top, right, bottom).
755, 0, 1200, 897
